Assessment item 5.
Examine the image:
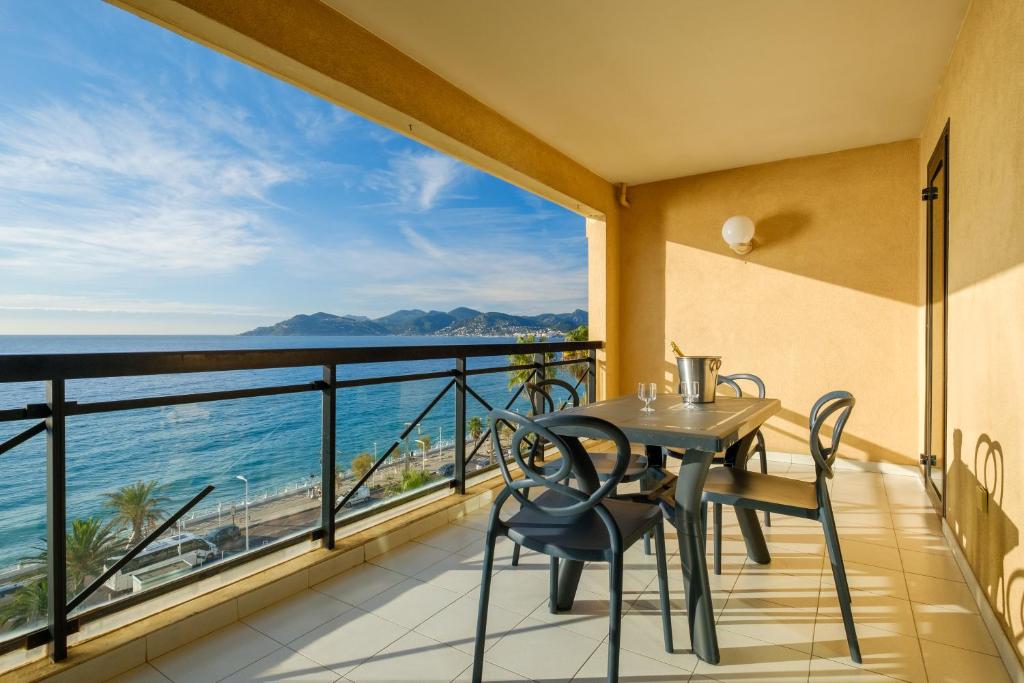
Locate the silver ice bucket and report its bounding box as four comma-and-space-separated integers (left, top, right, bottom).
676, 356, 722, 404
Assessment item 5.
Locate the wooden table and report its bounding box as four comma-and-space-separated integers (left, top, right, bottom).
552, 393, 781, 664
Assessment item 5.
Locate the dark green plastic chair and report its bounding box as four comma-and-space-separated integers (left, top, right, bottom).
666, 372, 771, 562
509, 378, 650, 567
700, 390, 861, 663
471, 409, 673, 683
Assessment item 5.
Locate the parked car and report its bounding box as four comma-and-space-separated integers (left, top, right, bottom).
349, 485, 372, 505
205, 524, 242, 548
438, 463, 456, 478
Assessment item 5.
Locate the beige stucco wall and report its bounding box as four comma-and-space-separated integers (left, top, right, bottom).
109, 0, 622, 396
920, 0, 1024, 661
619, 141, 921, 464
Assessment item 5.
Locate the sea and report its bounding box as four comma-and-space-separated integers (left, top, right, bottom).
0, 335, 544, 569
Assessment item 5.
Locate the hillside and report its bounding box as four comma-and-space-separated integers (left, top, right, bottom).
241, 308, 586, 336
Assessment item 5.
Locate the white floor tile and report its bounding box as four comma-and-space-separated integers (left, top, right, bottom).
150, 622, 280, 683
836, 539, 902, 572
486, 616, 602, 682
619, 598, 699, 671
911, 601, 998, 655
415, 523, 485, 556
243, 588, 353, 645
289, 608, 409, 677
812, 621, 926, 683
693, 627, 811, 682
574, 642, 692, 682
899, 547, 964, 582
904, 573, 977, 613
368, 541, 451, 577
220, 647, 341, 682
919, 638, 1011, 683
313, 562, 407, 606
346, 631, 472, 682
358, 577, 461, 629
415, 592, 526, 654
817, 591, 917, 638
415, 551, 494, 594
717, 596, 816, 653
528, 588, 617, 642
106, 664, 171, 683
452, 660, 529, 682
823, 561, 909, 601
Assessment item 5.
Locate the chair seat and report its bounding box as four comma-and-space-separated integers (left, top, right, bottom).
589, 450, 649, 482
702, 467, 819, 513
504, 490, 662, 561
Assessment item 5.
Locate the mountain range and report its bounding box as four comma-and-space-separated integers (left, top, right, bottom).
240, 308, 588, 337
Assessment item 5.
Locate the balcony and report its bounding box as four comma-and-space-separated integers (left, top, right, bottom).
3, 0, 1024, 681
0, 341, 1010, 682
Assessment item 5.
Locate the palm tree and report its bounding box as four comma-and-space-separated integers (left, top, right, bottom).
0, 578, 47, 629
467, 415, 484, 441
394, 468, 434, 493
102, 480, 169, 547
65, 517, 122, 592
26, 517, 122, 595
506, 334, 558, 394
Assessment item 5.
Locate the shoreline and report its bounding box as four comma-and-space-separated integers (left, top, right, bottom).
0, 436, 499, 584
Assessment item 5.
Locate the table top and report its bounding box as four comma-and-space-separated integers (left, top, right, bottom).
555, 393, 781, 452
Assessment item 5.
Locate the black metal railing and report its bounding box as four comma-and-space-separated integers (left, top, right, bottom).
0, 339, 601, 661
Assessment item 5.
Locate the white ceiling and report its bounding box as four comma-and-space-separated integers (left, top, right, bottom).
324, 0, 968, 185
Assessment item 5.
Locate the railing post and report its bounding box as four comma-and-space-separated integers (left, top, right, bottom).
454, 357, 467, 494
320, 365, 337, 550
45, 379, 68, 661
587, 348, 598, 404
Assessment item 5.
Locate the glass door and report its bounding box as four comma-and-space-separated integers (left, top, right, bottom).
923, 123, 949, 510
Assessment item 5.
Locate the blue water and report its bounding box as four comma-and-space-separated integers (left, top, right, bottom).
0, 336, 542, 568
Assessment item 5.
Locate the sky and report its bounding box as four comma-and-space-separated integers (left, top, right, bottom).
0, 2, 587, 335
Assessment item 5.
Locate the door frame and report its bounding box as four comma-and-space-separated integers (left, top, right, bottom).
923, 120, 949, 514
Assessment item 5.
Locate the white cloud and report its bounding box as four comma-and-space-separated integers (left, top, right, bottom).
0, 94, 299, 274
398, 223, 446, 259
365, 151, 464, 211
0, 293, 281, 317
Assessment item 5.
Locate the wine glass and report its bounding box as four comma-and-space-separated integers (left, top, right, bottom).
637, 382, 657, 413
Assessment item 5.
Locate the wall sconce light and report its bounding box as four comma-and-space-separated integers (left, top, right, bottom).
722, 215, 755, 255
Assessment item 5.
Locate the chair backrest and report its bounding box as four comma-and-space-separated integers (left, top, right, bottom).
525, 378, 580, 415
717, 372, 766, 399
488, 408, 630, 518
807, 390, 855, 480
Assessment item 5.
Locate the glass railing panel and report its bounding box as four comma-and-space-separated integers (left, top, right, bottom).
62, 390, 321, 617
335, 374, 454, 521
0, 425, 48, 643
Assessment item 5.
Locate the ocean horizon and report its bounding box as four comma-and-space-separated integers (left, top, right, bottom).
0, 335, 550, 569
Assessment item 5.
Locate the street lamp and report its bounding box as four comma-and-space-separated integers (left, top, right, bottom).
236, 475, 250, 552
416, 439, 428, 469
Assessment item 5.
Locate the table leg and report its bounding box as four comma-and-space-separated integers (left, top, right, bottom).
555, 558, 584, 611
724, 435, 771, 565
554, 435, 598, 611
673, 448, 719, 664
640, 444, 665, 555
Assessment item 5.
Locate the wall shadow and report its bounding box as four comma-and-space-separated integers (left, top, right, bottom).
950, 428, 1021, 647
628, 140, 923, 306
753, 210, 810, 252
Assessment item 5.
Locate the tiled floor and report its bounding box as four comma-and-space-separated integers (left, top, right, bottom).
108, 464, 1012, 682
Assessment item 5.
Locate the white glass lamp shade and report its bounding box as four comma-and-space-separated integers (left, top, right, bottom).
722, 215, 755, 254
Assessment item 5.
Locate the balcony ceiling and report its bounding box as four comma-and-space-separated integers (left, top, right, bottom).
324, 0, 968, 184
